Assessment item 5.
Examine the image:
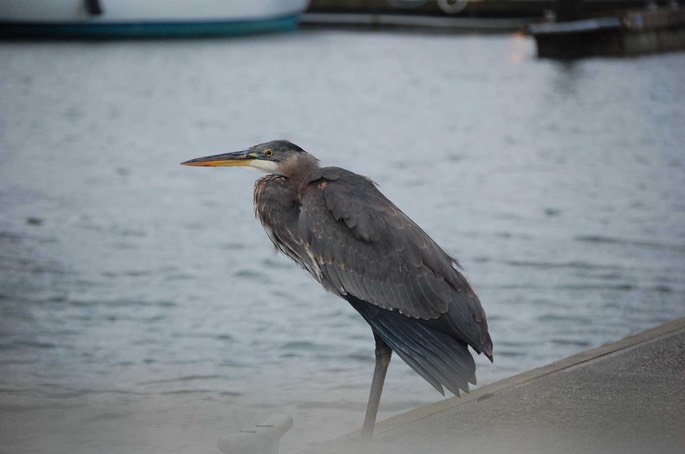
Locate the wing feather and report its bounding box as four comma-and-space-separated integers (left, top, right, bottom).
253, 167, 493, 397
299, 167, 492, 358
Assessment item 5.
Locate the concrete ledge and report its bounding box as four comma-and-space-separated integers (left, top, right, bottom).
299, 318, 685, 454
374, 317, 685, 435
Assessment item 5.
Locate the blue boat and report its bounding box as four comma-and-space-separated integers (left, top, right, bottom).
0, 0, 310, 38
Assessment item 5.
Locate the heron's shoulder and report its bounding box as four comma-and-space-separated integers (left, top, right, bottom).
305, 166, 376, 187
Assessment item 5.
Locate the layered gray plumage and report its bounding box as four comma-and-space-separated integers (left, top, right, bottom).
182, 140, 493, 437
252, 149, 493, 395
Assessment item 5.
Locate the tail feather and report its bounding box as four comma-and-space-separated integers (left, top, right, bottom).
347, 296, 477, 397
378, 314, 475, 395
369, 314, 447, 395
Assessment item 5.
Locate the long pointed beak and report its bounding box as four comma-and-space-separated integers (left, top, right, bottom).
181, 149, 256, 167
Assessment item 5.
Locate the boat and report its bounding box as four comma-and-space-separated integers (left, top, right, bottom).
529, 7, 685, 58
0, 0, 310, 38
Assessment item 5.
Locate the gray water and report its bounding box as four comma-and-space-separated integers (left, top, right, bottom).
1, 31, 684, 454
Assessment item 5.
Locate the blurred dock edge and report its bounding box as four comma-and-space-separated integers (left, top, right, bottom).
303, 1, 685, 57
303, 0, 548, 33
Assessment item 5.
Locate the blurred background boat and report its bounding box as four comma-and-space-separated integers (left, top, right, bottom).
0, 0, 311, 38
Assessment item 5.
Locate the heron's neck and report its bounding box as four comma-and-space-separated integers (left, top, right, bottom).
281, 153, 320, 187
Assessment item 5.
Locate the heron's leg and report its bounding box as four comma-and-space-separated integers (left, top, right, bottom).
361, 333, 392, 439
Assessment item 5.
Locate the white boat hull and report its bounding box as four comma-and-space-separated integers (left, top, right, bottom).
0, 0, 310, 37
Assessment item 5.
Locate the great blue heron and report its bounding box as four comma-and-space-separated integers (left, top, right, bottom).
182, 140, 493, 438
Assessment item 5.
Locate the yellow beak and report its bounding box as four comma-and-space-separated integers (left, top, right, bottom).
181, 150, 256, 167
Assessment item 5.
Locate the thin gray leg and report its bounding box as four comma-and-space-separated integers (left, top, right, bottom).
361, 333, 392, 439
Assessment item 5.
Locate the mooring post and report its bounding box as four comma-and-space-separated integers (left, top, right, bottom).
84, 0, 103, 16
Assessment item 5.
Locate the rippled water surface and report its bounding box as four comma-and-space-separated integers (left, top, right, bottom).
1, 32, 684, 453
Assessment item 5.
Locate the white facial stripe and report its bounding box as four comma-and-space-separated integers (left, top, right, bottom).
248, 160, 281, 173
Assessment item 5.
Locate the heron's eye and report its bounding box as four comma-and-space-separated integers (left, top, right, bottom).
264, 149, 273, 158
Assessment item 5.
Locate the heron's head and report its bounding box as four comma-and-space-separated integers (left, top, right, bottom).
181, 140, 318, 178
